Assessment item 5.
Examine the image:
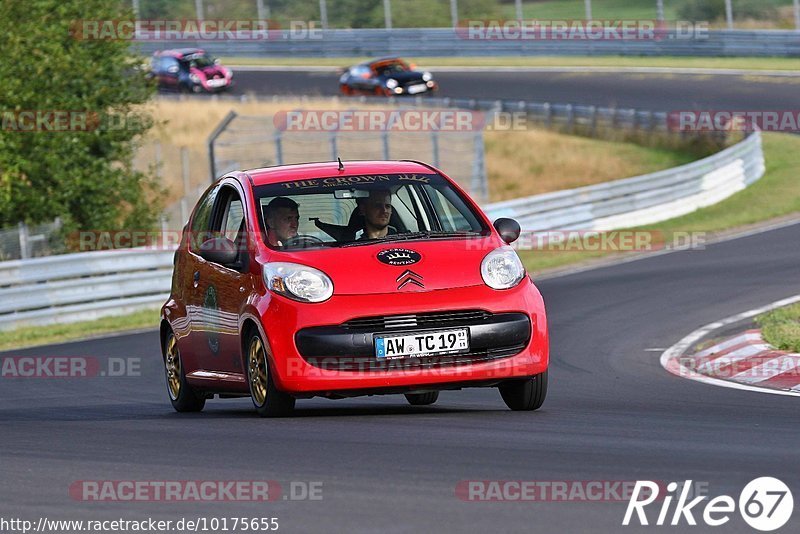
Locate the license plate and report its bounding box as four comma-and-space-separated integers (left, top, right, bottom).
375, 329, 469, 359
407, 84, 427, 94
207, 78, 227, 87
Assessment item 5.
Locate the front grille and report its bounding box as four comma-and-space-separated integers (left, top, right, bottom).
343, 310, 491, 331
304, 343, 526, 372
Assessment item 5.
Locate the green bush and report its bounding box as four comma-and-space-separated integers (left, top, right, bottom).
0, 0, 161, 234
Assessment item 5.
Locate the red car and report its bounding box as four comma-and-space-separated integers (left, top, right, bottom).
161, 160, 548, 416
149, 48, 233, 93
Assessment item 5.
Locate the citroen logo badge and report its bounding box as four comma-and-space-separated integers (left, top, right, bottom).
396, 269, 424, 290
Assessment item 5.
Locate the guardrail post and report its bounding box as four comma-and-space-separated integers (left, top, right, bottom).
180, 147, 190, 225
18, 222, 29, 260
382, 130, 390, 159
329, 131, 338, 161
207, 110, 237, 183
274, 131, 284, 166
471, 132, 487, 204
544, 103, 552, 129
431, 130, 440, 168
589, 106, 597, 136
565, 104, 574, 134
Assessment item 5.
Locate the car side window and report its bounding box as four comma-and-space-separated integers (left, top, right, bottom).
189, 184, 220, 253
423, 185, 476, 232
221, 196, 245, 242
209, 186, 249, 269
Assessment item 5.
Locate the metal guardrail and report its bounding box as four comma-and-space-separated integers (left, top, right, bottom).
484, 131, 764, 231
0, 248, 175, 331
135, 29, 800, 58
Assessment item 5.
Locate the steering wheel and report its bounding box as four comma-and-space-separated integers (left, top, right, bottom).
283, 235, 325, 248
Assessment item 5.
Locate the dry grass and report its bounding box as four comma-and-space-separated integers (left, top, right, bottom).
136, 97, 360, 208
484, 129, 695, 200
137, 98, 696, 211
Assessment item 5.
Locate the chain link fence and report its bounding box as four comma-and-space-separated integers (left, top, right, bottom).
0, 220, 64, 262
208, 109, 488, 202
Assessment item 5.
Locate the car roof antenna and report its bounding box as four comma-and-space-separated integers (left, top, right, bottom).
337, 157, 345, 171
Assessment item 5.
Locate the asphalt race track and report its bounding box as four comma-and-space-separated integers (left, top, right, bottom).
2, 221, 799, 532
231, 68, 800, 111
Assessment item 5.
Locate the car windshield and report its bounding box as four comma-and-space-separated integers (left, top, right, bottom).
374, 60, 410, 75
182, 53, 215, 68
254, 172, 488, 250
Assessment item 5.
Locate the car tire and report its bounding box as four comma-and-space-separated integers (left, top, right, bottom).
404, 391, 439, 406
246, 332, 296, 418
163, 331, 206, 413
499, 370, 547, 411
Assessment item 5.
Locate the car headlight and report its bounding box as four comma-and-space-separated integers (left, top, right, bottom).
263, 262, 333, 303
189, 73, 201, 84
481, 247, 525, 290
422, 71, 433, 82
385, 78, 398, 89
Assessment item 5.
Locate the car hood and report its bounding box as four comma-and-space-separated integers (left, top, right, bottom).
275, 237, 500, 295
382, 71, 425, 85
192, 65, 228, 79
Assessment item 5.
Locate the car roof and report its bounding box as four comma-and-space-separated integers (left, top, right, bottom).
154, 48, 205, 59
357, 57, 404, 67
245, 160, 437, 186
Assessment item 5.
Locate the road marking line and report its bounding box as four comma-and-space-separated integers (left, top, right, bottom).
660, 294, 800, 398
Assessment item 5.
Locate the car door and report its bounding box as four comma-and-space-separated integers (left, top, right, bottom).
181, 183, 220, 373
196, 184, 255, 378
158, 56, 180, 90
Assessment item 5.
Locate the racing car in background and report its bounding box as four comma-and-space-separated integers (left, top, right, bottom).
148, 48, 233, 93
339, 57, 438, 96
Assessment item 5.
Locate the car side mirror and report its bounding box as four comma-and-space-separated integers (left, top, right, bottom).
493, 218, 521, 244
200, 237, 239, 266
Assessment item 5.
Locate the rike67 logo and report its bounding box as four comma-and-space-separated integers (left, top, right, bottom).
623, 478, 794, 531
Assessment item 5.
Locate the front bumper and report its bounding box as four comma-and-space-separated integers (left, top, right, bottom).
295, 312, 530, 371
258, 280, 548, 396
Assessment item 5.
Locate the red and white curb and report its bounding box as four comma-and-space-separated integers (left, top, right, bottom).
661, 294, 800, 397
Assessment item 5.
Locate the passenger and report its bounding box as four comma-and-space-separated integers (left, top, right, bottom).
264, 197, 299, 247
358, 189, 397, 240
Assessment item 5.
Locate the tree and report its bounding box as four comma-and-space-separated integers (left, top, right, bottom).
0, 0, 160, 233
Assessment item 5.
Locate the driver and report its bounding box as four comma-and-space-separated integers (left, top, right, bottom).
358, 189, 397, 240
264, 197, 299, 247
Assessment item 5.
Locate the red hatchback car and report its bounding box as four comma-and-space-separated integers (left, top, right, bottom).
161, 160, 549, 416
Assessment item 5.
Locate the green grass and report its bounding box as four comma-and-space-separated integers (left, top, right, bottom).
519, 132, 800, 272
221, 56, 800, 72
757, 303, 800, 352
0, 308, 160, 352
